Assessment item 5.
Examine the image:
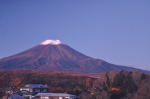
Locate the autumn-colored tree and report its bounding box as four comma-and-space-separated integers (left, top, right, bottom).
49, 87, 56, 92
56, 87, 63, 93
86, 78, 93, 88
0, 78, 5, 87
10, 78, 21, 87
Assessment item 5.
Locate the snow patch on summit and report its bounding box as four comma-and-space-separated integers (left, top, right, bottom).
40, 40, 62, 45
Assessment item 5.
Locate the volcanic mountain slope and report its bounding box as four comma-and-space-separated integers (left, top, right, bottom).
0, 40, 149, 74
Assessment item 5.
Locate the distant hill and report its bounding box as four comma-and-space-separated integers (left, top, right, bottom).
0, 39, 150, 75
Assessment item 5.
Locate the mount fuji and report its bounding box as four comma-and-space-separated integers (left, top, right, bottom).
0, 40, 149, 75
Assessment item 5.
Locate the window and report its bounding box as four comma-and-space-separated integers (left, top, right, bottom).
42, 89, 47, 92
34, 89, 40, 92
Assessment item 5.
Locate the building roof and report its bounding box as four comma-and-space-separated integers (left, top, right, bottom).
16, 90, 37, 95
23, 84, 48, 88
8, 94, 25, 99
35, 93, 76, 97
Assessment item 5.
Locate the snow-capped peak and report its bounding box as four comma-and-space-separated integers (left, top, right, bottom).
40, 40, 62, 45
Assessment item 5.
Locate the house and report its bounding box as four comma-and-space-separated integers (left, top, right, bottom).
35, 93, 76, 99
20, 84, 49, 93
17, 84, 49, 99
9, 84, 76, 99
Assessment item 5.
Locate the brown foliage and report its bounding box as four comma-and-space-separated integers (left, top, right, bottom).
0, 71, 96, 98
88, 71, 150, 99
111, 87, 121, 92
10, 78, 21, 87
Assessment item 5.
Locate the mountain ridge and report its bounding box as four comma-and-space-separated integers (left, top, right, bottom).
0, 40, 149, 75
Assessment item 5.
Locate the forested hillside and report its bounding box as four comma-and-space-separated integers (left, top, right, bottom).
0, 71, 95, 98
1, 71, 150, 99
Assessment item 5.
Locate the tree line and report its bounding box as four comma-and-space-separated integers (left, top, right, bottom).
81, 71, 150, 99
1, 70, 150, 99
0, 71, 95, 98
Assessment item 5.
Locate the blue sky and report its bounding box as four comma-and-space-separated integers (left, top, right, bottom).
0, 0, 150, 70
